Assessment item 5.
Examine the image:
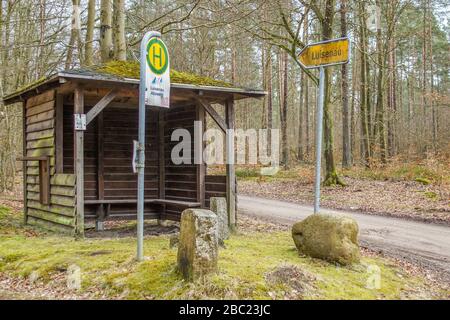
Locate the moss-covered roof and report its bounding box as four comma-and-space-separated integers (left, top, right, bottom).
3, 60, 266, 104
13, 76, 48, 96
92, 60, 233, 88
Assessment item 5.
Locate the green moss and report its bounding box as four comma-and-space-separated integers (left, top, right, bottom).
7, 77, 47, 98
93, 60, 233, 88
415, 177, 431, 185
4, 60, 236, 100
236, 167, 261, 179
0, 206, 26, 235
0, 207, 447, 299
424, 191, 438, 200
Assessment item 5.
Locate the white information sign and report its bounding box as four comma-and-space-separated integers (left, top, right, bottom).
144, 36, 170, 108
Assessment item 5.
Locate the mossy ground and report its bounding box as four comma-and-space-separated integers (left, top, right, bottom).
0, 205, 447, 300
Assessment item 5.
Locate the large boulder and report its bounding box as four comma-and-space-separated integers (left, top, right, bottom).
291, 213, 360, 265
209, 197, 229, 242
177, 209, 218, 280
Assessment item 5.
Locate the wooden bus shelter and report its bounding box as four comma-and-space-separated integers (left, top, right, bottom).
2, 66, 265, 236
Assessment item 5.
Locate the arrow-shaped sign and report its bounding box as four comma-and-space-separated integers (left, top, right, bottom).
298, 37, 350, 69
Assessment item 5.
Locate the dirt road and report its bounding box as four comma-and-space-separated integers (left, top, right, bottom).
238, 195, 450, 281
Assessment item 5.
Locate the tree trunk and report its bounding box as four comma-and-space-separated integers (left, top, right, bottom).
113, 0, 126, 61
304, 74, 310, 162
341, 0, 351, 168
100, 0, 113, 63
429, 1, 436, 153
321, 0, 344, 186
420, 0, 428, 153
85, 0, 96, 66
387, 1, 398, 157
261, 43, 267, 129
350, 37, 357, 163
298, 72, 304, 162
281, 51, 289, 169
358, 2, 371, 167
298, 9, 309, 162
37, 0, 46, 77
374, 0, 386, 164
65, 0, 82, 70
266, 46, 273, 153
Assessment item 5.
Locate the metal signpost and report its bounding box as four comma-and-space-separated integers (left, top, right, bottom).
298, 37, 349, 214
136, 31, 170, 261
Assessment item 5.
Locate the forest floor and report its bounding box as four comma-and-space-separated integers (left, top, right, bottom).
235, 160, 450, 225
0, 204, 448, 300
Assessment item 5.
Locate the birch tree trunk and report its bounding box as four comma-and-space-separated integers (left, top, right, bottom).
100, 0, 113, 63
37, 0, 46, 77
85, 0, 96, 66
113, 0, 126, 61
65, 0, 82, 69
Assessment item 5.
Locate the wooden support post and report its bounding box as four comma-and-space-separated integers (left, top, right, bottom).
158, 110, 166, 218
196, 103, 206, 208
55, 94, 64, 173
225, 99, 236, 231
22, 102, 28, 224
96, 113, 104, 231
196, 98, 227, 133
74, 87, 85, 237
85, 89, 118, 125
38, 157, 50, 205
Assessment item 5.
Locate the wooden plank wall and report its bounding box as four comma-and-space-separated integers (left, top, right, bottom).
161, 105, 227, 220
162, 105, 197, 220
63, 104, 159, 219
205, 175, 227, 208
102, 107, 159, 218
55, 100, 226, 223
24, 90, 76, 233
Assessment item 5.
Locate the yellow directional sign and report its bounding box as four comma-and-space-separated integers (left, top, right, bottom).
298, 37, 349, 69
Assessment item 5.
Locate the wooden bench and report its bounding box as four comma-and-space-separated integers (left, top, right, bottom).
84, 198, 201, 230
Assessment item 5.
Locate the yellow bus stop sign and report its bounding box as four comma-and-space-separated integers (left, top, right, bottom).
298, 37, 349, 69
146, 37, 169, 75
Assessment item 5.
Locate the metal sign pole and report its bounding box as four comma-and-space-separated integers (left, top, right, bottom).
137, 31, 161, 261
314, 66, 325, 214
297, 37, 349, 214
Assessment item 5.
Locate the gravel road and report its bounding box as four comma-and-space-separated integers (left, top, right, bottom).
238, 195, 450, 281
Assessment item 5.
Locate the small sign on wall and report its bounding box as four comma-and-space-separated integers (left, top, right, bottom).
74, 114, 86, 131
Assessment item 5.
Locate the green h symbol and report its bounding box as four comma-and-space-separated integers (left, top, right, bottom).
152, 46, 162, 68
